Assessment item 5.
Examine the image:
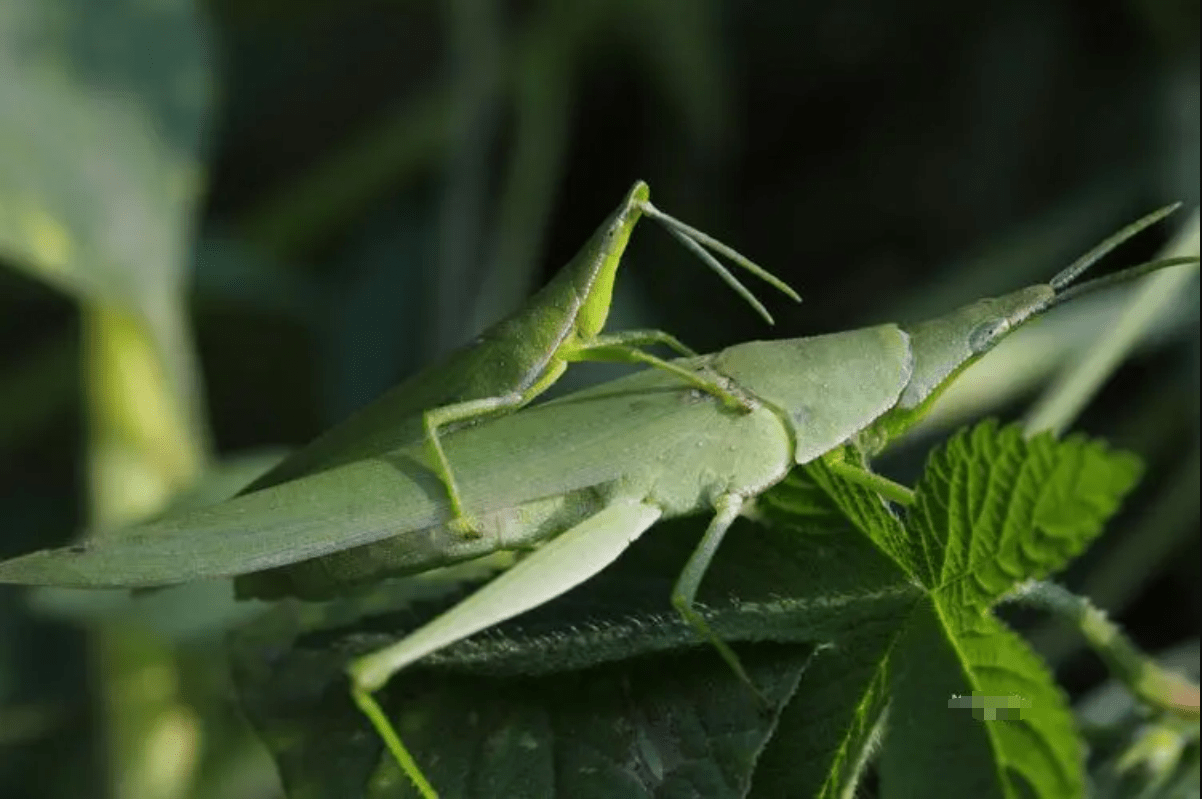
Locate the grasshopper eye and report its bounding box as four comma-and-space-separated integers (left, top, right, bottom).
968, 318, 1012, 354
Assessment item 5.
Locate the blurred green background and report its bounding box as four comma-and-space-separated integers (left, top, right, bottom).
0, 1, 1197, 797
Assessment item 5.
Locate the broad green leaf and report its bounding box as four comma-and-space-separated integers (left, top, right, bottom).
769, 453, 921, 579
237, 635, 813, 799
0, 0, 212, 312
749, 624, 895, 799
229, 421, 1141, 798
879, 602, 1081, 799
760, 420, 1141, 798
230, 518, 917, 799
904, 420, 1143, 608
866, 420, 1144, 799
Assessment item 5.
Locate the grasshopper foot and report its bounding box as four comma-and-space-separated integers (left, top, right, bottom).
726, 395, 755, 415
448, 514, 482, 538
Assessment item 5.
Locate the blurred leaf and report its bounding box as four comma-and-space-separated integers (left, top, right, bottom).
1078, 641, 1201, 799
0, 0, 217, 527
0, 0, 213, 314
0, 8, 218, 799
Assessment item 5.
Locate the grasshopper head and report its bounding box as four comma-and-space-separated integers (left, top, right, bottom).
625, 180, 652, 207
861, 202, 1191, 452
858, 281, 1081, 454
572, 182, 653, 339
895, 284, 1054, 413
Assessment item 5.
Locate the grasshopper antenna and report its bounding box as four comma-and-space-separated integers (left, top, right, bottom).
1047, 202, 1196, 310
1051, 255, 1199, 309
638, 200, 802, 326
1049, 202, 1183, 292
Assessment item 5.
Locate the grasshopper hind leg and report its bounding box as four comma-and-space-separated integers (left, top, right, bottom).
351, 688, 440, 798
346, 500, 664, 794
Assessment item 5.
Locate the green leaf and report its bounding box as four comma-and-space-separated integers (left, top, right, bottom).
0, 0, 212, 312
866, 419, 1144, 799
758, 420, 1141, 798
749, 624, 894, 799
230, 519, 918, 799
238, 636, 814, 799
904, 420, 1143, 607
224, 420, 1138, 798
765, 452, 922, 581
879, 601, 1082, 799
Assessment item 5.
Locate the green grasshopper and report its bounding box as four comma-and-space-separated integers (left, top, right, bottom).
0, 207, 1191, 799
240, 180, 800, 533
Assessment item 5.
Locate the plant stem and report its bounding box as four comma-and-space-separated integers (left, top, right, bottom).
1004, 580, 1200, 721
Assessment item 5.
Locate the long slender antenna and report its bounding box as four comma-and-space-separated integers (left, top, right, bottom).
1049, 203, 1182, 291
657, 222, 776, 325
639, 200, 803, 302
1051, 255, 1198, 308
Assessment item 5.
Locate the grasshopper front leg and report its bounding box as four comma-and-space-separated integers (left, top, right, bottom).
824, 448, 917, 506
428, 330, 752, 534
567, 330, 753, 412
422, 361, 568, 534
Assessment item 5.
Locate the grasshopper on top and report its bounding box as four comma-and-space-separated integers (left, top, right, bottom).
240, 180, 801, 533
